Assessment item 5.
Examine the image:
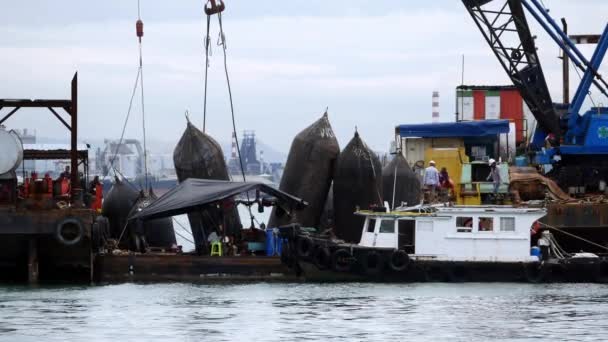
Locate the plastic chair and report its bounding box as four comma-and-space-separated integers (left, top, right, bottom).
210, 241, 222, 256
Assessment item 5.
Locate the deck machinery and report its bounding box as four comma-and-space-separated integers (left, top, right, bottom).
462, 0, 608, 191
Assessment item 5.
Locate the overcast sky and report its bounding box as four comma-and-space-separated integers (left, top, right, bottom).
1, 0, 607, 153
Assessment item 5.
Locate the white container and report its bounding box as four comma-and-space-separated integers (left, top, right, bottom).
599, 180, 606, 192
485, 94, 501, 120
457, 91, 474, 121
0, 127, 23, 174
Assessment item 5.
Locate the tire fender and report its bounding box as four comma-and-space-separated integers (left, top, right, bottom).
56, 217, 84, 246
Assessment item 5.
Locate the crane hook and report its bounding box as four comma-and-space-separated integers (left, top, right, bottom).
204, 0, 225, 15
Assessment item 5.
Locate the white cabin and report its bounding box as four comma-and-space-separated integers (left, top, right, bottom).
357, 205, 546, 262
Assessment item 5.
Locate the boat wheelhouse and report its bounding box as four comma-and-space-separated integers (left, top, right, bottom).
357, 205, 546, 262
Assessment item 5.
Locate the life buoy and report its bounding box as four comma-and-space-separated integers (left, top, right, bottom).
296, 237, 313, 259
313, 246, 331, 270
362, 250, 384, 275
56, 217, 84, 246
388, 250, 409, 272
331, 249, 352, 272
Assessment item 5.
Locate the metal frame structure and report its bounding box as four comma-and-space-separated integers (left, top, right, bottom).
462, 0, 560, 140
0, 73, 80, 202
463, 0, 608, 146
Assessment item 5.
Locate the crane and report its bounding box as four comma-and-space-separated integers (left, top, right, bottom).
462, 0, 608, 190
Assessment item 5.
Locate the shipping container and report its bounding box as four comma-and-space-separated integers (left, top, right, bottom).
456, 85, 533, 144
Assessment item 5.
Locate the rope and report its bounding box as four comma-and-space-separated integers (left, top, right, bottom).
203, 14, 211, 133
571, 59, 600, 108
217, 12, 245, 183
538, 221, 608, 252
103, 68, 141, 181
137, 0, 149, 191
216, 11, 256, 226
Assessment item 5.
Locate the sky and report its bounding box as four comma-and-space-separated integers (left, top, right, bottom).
1, 0, 607, 155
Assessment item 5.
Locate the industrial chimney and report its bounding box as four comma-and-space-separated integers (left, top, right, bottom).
432, 91, 440, 123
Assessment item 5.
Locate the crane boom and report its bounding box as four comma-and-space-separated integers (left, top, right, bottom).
462, 0, 561, 140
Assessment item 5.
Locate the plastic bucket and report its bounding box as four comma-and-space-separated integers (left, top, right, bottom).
530, 246, 541, 258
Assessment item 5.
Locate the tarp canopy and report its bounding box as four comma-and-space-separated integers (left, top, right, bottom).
397, 120, 510, 138
129, 178, 308, 221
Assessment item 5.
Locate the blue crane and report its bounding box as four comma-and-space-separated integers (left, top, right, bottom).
462, 0, 608, 190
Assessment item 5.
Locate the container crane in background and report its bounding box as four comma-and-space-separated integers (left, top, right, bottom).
462, 0, 608, 191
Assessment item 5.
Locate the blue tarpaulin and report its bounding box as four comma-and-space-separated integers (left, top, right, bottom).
397, 120, 510, 138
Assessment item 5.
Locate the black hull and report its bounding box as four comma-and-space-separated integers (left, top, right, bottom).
295, 258, 608, 283
279, 228, 608, 283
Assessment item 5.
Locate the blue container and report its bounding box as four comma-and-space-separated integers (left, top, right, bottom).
515, 156, 528, 167
265, 228, 284, 256
265, 228, 275, 256
530, 246, 541, 258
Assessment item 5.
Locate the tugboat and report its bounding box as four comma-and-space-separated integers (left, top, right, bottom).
279, 204, 608, 283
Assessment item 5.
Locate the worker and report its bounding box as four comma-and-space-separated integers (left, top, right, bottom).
486, 159, 501, 194
423, 160, 440, 201
439, 167, 454, 194
207, 229, 220, 243
59, 166, 70, 180
89, 176, 101, 195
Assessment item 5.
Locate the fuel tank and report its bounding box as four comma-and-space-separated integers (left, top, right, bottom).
382, 154, 421, 209
0, 127, 23, 175
269, 112, 340, 228
173, 119, 241, 254
333, 131, 383, 243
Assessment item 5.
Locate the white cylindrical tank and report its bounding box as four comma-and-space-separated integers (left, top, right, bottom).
0, 127, 23, 174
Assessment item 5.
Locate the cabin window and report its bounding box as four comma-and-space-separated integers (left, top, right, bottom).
500, 217, 515, 232
478, 217, 494, 232
379, 220, 395, 233
456, 216, 473, 233
367, 219, 376, 233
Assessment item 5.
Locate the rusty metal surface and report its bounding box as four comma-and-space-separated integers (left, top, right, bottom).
0, 208, 94, 235
0, 73, 81, 205
543, 203, 608, 228
95, 254, 295, 283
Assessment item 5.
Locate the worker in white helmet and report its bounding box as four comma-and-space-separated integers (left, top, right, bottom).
486, 158, 501, 194
423, 160, 440, 202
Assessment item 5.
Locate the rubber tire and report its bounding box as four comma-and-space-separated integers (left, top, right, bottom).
362, 250, 384, 276
313, 246, 331, 270
296, 237, 313, 259
389, 250, 409, 272
56, 217, 84, 246
331, 249, 352, 272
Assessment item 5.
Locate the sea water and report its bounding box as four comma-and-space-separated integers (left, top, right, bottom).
0, 282, 606, 341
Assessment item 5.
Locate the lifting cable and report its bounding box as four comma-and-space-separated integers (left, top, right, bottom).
104, 68, 140, 183
203, 15, 212, 133
538, 221, 608, 253
136, 0, 150, 191
571, 59, 600, 109
103, 0, 149, 193
202, 0, 257, 227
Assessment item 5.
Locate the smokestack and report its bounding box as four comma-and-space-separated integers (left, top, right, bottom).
231, 132, 237, 159
432, 91, 440, 123
259, 150, 264, 174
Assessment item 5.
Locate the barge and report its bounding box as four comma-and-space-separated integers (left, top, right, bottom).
279, 204, 608, 283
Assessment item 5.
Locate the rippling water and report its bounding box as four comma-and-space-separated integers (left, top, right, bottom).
1, 283, 607, 341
